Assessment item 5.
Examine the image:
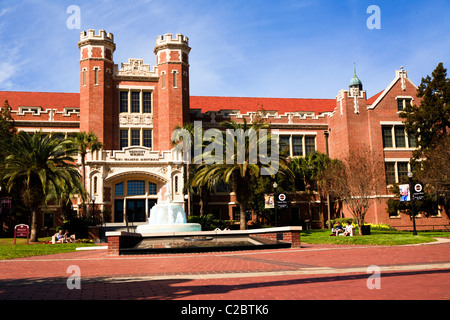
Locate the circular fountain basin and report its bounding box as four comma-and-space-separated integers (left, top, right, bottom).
136, 223, 201, 234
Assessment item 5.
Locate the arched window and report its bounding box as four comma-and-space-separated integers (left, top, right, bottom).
93, 176, 98, 195
174, 176, 179, 194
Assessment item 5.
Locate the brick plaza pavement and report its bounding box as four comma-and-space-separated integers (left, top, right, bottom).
0, 239, 449, 303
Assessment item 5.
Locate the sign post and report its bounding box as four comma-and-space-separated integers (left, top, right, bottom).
277, 193, 289, 209
413, 183, 424, 201
14, 224, 29, 245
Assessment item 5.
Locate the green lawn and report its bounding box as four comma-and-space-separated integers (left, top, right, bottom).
301, 229, 450, 246
0, 237, 99, 260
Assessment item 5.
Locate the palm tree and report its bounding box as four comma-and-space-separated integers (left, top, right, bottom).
0, 131, 82, 242
290, 152, 338, 228
69, 132, 103, 216
191, 119, 292, 230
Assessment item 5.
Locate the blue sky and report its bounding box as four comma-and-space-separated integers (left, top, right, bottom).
0, 0, 449, 99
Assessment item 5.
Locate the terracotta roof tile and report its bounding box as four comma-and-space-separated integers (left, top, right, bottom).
0, 91, 80, 111
190, 96, 336, 114
366, 90, 384, 105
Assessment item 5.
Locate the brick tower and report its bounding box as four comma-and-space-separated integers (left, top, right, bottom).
328, 67, 369, 159
153, 34, 191, 151
78, 29, 116, 149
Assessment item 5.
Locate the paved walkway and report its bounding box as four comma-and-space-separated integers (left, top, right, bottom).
0, 239, 449, 302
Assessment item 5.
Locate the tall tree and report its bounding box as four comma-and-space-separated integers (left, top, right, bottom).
290, 152, 340, 228
327, 148, 384, 235
400, 62, 450, 215
191, 119, 292, 230
0, 100, 17, 163
400, 62, 450, 159
69, 132, 103, 216
0, 131, 81, 242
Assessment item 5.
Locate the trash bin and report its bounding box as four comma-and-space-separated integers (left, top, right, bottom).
361, 225, 371, 235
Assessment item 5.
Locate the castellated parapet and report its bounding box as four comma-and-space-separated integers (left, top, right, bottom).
80, 29, 114, 42
156, 33, 189, 46
154, 33, 190, 53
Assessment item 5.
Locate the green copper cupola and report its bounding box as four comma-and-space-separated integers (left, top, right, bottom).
349, 63, 363, 90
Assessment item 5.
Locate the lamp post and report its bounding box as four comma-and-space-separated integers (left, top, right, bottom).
91, 195, 96, 225
324, 130, 331, 229
407, 171, 417, 236
273, 182, 278, 227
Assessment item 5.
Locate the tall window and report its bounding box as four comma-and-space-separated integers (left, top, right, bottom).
82, 69, 87, 86
279, 136, 290, 154
115, 182, 124, 196
385, 163, 396, 185
161, 72, 166, 89
292, 137, 303, 156
94, 68, 99, 85
174, 176, 179, 193
143, 92, 152, 113
382, 127, 393, 148
305, 136, 316, 155
120, 130, 128, 149
173, 71, 177, 88
408, 134, 416, 148
397, 162, 409, 182
93, 176, 98, 194
131, 130, 140, 146
394, 126, 406, 148
143, 130, 152, 148
131, 92, 140, 113
120, 92, 128, 113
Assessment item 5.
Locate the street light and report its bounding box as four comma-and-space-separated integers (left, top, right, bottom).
91, 195, 96, 225
273, 182, 278, 227
324, 131, 331, 229
407, 171, 417, 236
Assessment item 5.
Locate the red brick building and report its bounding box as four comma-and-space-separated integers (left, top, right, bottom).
1, 29, 448, 234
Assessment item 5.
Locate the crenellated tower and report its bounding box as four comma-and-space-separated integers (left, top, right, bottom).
78, 29, 116, 149
153, 33, 191, 151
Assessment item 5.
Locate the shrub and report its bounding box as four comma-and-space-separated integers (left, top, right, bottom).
366, 223, 393, 230
57, 217, 91, 239
188, 214, 233, 231
326, 218, 356, 226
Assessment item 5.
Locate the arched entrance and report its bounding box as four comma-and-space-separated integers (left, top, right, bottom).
110, 177, 163, 223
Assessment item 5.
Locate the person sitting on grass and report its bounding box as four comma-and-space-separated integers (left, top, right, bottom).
63, 230, 74, 243
55, 230, 64, 243
331, 221, 344, 236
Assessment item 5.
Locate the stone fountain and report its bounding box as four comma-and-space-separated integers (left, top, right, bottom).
136, 184, 201, 234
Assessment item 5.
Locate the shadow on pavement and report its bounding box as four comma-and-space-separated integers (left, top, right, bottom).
0, 268, 449, 300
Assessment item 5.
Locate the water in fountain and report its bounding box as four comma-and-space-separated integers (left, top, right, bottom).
136, 191, 201, 234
